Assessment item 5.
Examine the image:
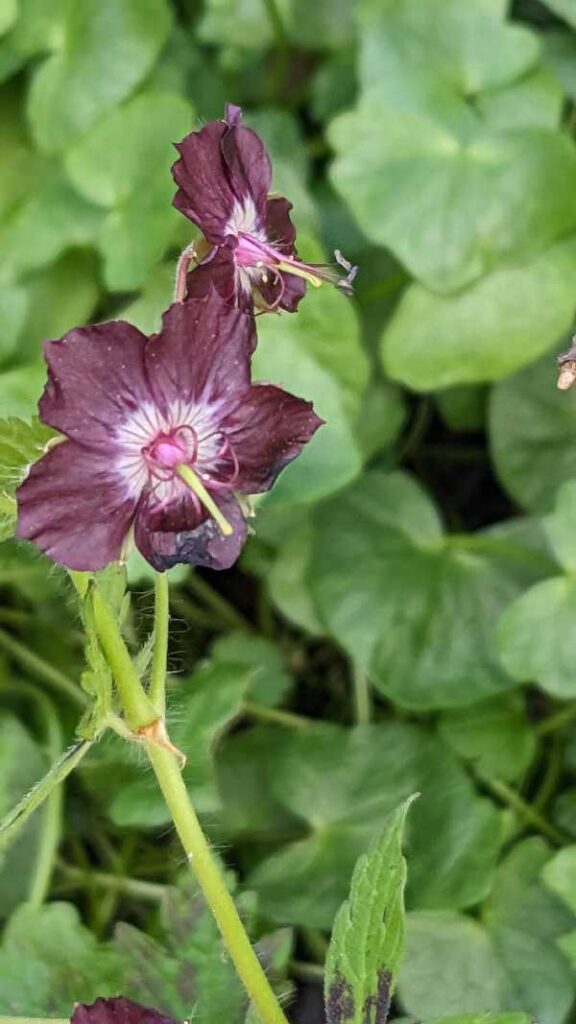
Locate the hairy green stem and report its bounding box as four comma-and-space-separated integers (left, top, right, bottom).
0, 627, 85, 708
0, 740, 91, 852
92, 590, 157, 730
149, 571, 170, 715
147, 743, 289, 1024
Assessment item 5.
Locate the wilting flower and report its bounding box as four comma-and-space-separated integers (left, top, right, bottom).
16, 298, 322, 573
172, 103, 357, 312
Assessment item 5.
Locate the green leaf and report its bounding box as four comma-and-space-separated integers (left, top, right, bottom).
330, 101, 576, 294
0, 173, 102, 281
0, 713, 47, 916
27, 0, 172, 153
0, 285, 27, 363
399, 912, 506, 1019
227, 722, 501, 929
543, 30, 576, 101
543, 479, 576, 571
246, 109, 318, 232
399, 840, 575, 1023
484, 839, 575, 1024
309, 470, 544, 709
477, 68, 564, 131
252, 284, 364, 506
121, 262, 175, 334
0, 0, 17, 37
421, 1016, 532, 1024
0, 902, 127, 1012
269, 520, 325, 635
211, 632, 292, 708
381, 236, 576, 391
543, 0, 576, 28
18, 252, 100, 364
542, 845, 576, 915
328, 1, 574, 292
114, 877, 249, 1023
358, 0, 538, 99
497, 575, 576, 697
489, 350, 576, 512
0, 363, 47, 420
325, 797, 414, 1024
438, 693, 536, 783
65, 91, 192, 291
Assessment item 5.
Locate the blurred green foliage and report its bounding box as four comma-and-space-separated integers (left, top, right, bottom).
2, 0, 576, 1022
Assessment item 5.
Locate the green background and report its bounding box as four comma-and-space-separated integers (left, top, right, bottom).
2, 0, 576, 1021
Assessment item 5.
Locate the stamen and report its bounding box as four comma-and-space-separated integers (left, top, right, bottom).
276, 260, 322, 288
176, 464, 234, 536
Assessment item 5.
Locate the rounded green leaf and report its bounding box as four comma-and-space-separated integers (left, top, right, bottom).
489, 350, 576, 512
438, 693, 536, 783
497, 576, 576, 697
309, 470, 541, 709
235, 722, 501, 928
382, 237, 576, 391
253, 290, 365, 506
66, 91, 192, 291
27, 0, 172, 153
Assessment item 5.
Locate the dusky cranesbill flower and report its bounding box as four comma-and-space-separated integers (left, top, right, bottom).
171, 103, 357, 312
16, 298, 322, 573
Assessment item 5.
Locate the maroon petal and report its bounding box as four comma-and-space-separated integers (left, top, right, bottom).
185, 243, 241, 307
15, 442, 136, 572
72, 996, 175, 1024
172, 106, 272, 241
172, 121, 236, 244
225, 383, 323, 493
39, 321, 150, 450
134, 488, 247, 571
265, 196, 297, 253
220, 116, 271, 222
145, 298, 256, 416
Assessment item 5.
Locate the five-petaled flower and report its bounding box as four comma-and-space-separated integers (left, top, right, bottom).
172, 103, 357, 312
16, 298, 322, 573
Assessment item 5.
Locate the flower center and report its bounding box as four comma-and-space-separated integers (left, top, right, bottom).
141, 426, 234, 537
143, 426, 198, 479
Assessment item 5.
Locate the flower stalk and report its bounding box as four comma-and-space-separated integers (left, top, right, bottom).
146, 741, 289, 1024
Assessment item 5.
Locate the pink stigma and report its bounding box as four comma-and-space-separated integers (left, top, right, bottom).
143, 427, 198, 478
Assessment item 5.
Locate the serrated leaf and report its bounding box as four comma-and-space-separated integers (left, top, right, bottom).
325, 797, 415, 1024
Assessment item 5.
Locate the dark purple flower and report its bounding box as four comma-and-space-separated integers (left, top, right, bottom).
16, 298, 322, 573
72, 997, 175, 1024
172, 103, 357, 312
